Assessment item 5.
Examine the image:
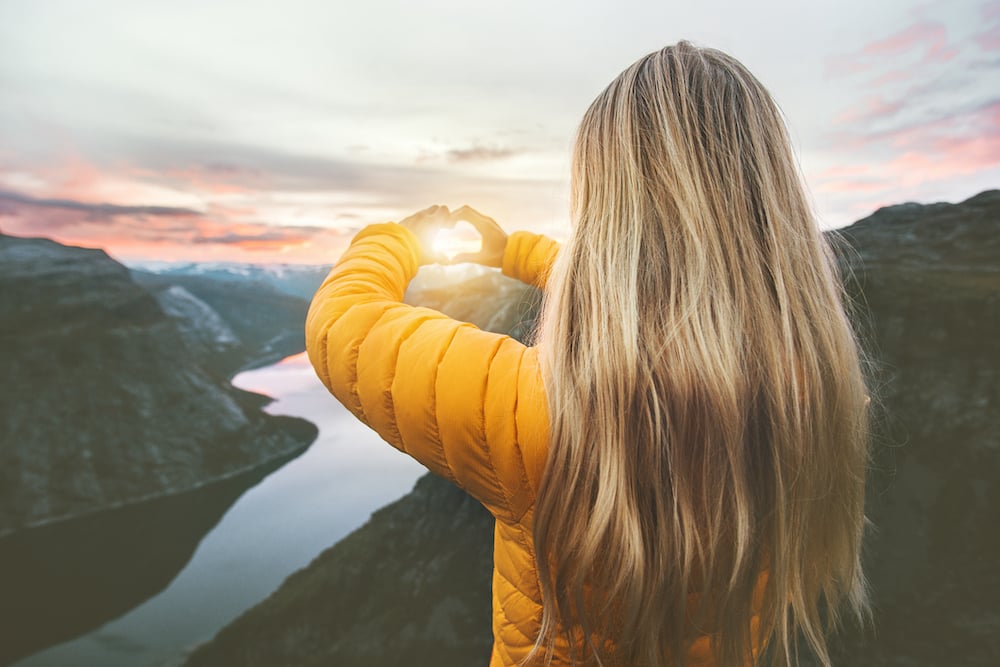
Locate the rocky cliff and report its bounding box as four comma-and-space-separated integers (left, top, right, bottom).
826, 189, 1000, 664
130, 268, 310, 378
0, 233, 318, 537
183, 190, 1000, 666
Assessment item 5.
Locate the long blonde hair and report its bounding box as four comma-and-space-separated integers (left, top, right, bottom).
526, 40, 873, 666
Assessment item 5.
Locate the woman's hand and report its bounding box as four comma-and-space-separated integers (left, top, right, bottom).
398, 204, 453, 265
447, 205, 508, 268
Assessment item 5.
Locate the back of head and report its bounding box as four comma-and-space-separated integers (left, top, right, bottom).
527, 40, 873, 666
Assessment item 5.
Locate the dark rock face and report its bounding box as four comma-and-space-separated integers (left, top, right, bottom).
0, 234, 318, 537
825, 189, 1000, 665
184, 190, 999, 666
130, 268, 311, 377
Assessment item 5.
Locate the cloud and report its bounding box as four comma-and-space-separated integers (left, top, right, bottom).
982, 0, 1000, 22
815, 178, 894, 195
861, 21, 958, 63
66, 132, 557, 212
832, 95, 907, 125
829, 97, 1000, 153
0, 187, 355, 264
973, 29, 1000, 51
413, 142, 524, 165
973, 1, 1000, 50
0, 129, 570, 262
824, 19, 960, 79
446, 145, 522, 163
1, 131, 570, 263
0, 188, 202, 222
812, 96, 1000, 221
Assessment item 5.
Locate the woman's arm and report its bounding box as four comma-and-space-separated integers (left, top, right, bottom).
304, 221, 549, 524
500, 230, 562, 290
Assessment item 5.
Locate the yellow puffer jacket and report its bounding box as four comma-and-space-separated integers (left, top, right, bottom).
304, 222, 767, 666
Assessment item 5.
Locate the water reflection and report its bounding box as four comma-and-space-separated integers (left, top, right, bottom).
0, 450, 298, 665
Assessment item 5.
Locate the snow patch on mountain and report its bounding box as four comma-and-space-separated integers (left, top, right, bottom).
155, 285, 241, 349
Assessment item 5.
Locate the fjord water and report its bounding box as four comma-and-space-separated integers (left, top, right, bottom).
10, 352, 426, 667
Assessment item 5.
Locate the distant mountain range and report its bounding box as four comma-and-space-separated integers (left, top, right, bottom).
126, 260, 335, 301
183, 189, 1000, 667
126, 255, 510, 303
128, 268, 311, 377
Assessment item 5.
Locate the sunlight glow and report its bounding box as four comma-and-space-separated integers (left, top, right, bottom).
433, 226, 482, 260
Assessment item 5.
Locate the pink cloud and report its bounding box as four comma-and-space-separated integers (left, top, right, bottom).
10, 151, 278, 214
130, 163, 260, 197
973, 28, 1000, 51
983, 0, 1000, 22
873, 137, 1000, 188
0, 190, 354, 265
815, 178, 892, 195
0, 150, 375, 263
43, 154, 109, 201
868, 68, 918, 86
828, 98, 999, 152
824, 56, 874, 78
816, 99, 1000, 204
826, 20, 959, 78
833, 95, 906, 125
816, 164, 873, 180
862, 22, 939, 56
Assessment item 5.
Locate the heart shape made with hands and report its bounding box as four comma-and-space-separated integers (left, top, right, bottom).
432, 219, 483, 262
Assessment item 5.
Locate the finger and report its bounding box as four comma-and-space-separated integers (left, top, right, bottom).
399, 205, 438, 226
435, 206, 455, 226
452, 205, 486, 222
424, 204, 448, 221
451, 206, 498, 235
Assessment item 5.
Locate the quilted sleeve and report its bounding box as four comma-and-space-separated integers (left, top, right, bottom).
500, 230, 561, 289
304, 222, 549, 524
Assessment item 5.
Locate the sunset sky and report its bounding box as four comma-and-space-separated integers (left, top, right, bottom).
1, 0, 997, 266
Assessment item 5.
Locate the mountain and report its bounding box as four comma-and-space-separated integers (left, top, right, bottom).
126, 260, 334, 301
186, 190, 999, 666
129, 269, 311, 377
827, 189, 1000, 664
0, 233, 319, 537
402, 264, 543, 342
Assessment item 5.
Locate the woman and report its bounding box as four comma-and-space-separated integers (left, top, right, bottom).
305, 39, 873, 667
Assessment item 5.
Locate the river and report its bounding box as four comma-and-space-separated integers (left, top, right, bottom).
11, 351, 426, 667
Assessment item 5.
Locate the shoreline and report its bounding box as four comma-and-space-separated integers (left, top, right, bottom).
0, 415, 318, 541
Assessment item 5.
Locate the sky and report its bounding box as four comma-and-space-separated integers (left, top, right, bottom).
0, 0, 997, 265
